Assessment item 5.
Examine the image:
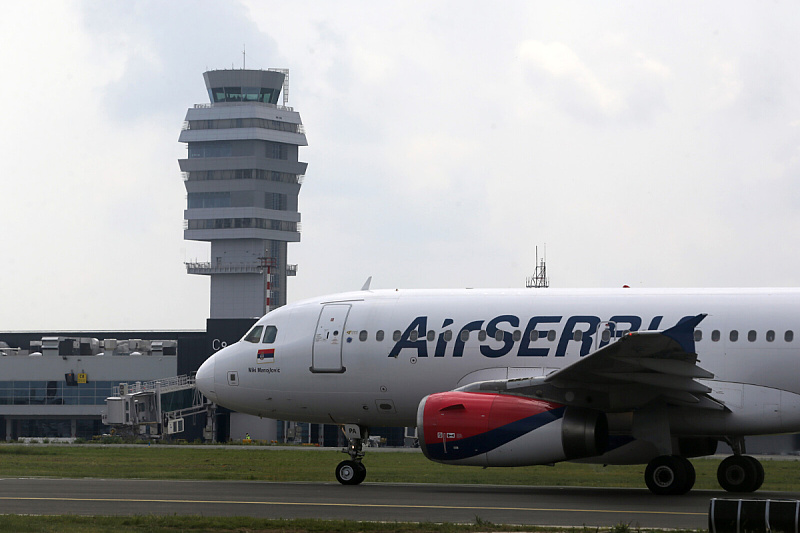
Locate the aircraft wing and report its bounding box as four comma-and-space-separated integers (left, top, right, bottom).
457, 314, 725, 411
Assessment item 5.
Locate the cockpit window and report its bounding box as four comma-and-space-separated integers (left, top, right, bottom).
263, 326, 278, 344
243, 325, 263, 343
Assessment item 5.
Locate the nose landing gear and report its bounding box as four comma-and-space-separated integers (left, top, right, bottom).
336, 424, 368, 485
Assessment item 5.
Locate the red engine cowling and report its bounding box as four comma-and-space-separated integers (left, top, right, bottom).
416, 391, 607, 467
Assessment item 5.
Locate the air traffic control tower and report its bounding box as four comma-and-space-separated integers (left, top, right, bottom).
179, 70, 307, 318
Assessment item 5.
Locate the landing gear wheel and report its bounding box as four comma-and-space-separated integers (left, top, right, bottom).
354, 462, 367, 484
718, 455, 761, 493
336, 460, 366, 485
645, 455, 694, 495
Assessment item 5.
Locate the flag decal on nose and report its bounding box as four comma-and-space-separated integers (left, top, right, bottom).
257, 349, 275, 363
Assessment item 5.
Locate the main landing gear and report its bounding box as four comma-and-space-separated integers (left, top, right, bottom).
644, 438, 764, 495
336, 425, 367, 485
716, 437, 764, 493
644, 455, 696, 495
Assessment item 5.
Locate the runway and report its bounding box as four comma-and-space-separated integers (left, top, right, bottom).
2, 477, 797, 527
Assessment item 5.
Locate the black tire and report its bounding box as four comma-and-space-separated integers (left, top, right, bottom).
354, 462, 367, 484
674, 456, 696, 495
745, 456, 765, 491
335, 460, 365, 485
645, 455, 690, 495
717, 455, 759, 492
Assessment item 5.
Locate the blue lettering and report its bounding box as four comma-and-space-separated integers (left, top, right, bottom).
648, 316, 663, 330
388, 316, 428, 358
517, 316, 561, 357
481, 315, 519, 358
556, 316, 600, 357
434, 318, 454, 357
452, 320, 483, 357
599, 315, 642, 347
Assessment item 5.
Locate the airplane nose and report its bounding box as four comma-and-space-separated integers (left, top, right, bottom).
195, 355, 217, 402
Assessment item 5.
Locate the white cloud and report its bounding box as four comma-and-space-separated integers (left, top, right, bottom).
3, 1, 800, 329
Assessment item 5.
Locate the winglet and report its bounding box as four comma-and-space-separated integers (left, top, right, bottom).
361, 276, 373, 291
662, 313, 707, 354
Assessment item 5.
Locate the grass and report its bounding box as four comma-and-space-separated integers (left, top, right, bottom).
0, 444, 799, 491
0, 515, 705, 533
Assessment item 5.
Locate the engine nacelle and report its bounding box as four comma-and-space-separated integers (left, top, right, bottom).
416, 391, 607, 467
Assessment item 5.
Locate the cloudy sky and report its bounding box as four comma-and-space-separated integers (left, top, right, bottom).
1, 1, 799, 330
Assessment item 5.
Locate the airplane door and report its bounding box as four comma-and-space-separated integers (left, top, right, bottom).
311, 304, 350, 373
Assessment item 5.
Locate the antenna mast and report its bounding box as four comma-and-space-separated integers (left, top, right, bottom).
526, 245, 549, 288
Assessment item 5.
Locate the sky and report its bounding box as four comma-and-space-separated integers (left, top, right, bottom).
1, 1, 800, 331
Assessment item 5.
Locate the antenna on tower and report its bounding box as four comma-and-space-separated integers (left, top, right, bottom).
243, 44, 246, 69
526, 245, 549, 288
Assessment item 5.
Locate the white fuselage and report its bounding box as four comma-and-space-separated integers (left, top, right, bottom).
195, 287, 800, 440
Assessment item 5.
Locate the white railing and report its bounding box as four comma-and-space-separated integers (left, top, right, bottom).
193, 102, 295, 112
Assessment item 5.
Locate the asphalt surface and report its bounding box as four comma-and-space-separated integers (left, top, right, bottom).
2, 477, 798, 528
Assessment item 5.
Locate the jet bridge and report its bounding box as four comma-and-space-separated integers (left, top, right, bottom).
103, 374, 214, 440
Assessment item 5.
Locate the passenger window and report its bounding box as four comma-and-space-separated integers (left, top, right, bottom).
263, 325, 277, 344
495, 330, 504, 342
393, 330, 401, 342
573, 330, 582, 342
547, 330, 556, 342
478, 330, 487, 342
359, 330, 368, 342
243, 325, 263, 343
786, 331, 794, 342
376, 330, 385, 342
730, 330, 738, 342
712, 330, 720, 342
513, 330, 522, 342
601, 329, 611, 342
444, 330, 453, 342
530, 330, 539, 342
427, 330, 435, 342
460, 330, 470, 342
748, 330, 756, 342
409, 330, 418, 341
766, 330, 775, 342
694, 330, 702, 342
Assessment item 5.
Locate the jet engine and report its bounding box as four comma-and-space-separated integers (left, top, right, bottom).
416, 391, 608, 466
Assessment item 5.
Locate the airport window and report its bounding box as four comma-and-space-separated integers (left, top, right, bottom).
187, 192, 230, 209
786, 331, 794, 342
730, 330, 738, 342
376, 330, 384, 342
427, 330, 435, 342
460, 330, 470, 342
694, 330, 702, 342
263, 326, 277, 344
547, 330, 556, 342
265, 141, 288, 160
188, 141, 232, 158
243, 325, 263, 343
529, 330, 539, 342
513, 330, 522, 342
712, 330, 720, 342
444, 330, 453, 342
359, 330, 368, 342
495, 330, 504, 342
748, 330, 757, 342
393, 330, 401, 342
478, 330, 487, 342
767, 330, 775, 342
409, 330, 418, 342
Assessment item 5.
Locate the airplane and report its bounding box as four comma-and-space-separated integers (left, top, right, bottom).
195, 286, 800, 495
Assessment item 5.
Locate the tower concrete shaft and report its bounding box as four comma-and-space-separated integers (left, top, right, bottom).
179, 69, 307, 318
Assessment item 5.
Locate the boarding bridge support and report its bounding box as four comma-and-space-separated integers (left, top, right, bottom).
103, 374, 213, 440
